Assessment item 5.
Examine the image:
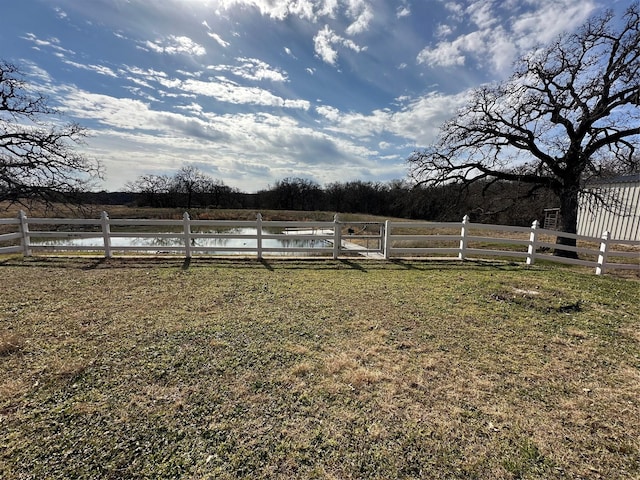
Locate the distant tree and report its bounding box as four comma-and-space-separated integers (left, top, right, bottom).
126, 167, 236, 209
124, 174, 172, 207
408, 5, 639, 256
172, 166, 213, 209
267, 177, 324, 211
386, 179, 412, 217
0, 60, 102, 206
325, 181, 390, 215
199, 176, 234, 208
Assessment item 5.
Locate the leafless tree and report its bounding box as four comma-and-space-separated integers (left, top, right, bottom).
173, 166, 210, 210
0, 60, 102, 206
408, 4, 639, 256
126, 167, 236, 208
124, 174, 173, 207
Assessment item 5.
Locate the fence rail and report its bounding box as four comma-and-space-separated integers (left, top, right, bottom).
0, 212, 638, 275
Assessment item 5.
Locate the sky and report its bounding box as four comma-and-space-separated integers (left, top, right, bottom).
3, 0, 632, 192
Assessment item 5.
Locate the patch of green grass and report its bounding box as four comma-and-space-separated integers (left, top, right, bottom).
0, 256, 638, 479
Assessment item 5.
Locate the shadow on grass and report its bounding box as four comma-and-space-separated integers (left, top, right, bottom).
259, 258, 274, 271
390, 257, 526, 272
0, 254, 538, 275
82, 258, 109, 270
339, 258, 367, 272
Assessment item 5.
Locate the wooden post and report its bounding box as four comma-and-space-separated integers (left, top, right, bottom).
595, 231, 610, 275
383, 220, 391, 259
183, 212, 192, 258
101, 211, 112, 258
458, 215, 469, 260
526, 220, 539, 265
19, 210, 31, 257
333, 214, 341, 260
256, 213, 263, 259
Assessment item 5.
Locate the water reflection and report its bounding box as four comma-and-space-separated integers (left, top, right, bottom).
31, 227, 331, 255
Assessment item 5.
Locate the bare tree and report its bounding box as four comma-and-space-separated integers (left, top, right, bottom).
124, 174, 173, 207
268, 177, 324, 211
408, 4, 639, 256
0, 60, 102, 206
199, 176, 233, 208
173, 166, 209, 210
126, 167, 236, 208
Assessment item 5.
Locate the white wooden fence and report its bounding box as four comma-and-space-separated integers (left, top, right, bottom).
1, 212, 638, 275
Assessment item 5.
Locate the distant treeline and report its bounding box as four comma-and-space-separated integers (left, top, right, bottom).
85, 168, 559, 226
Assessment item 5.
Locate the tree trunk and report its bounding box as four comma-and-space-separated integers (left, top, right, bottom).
555, 187, 579, 258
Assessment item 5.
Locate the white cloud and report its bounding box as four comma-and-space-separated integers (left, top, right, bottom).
316, 105, 341, 121
215, 0, 353, 22
345, 0, 373, 35
417, 35, 469, 67
207, 1, 374, 67
287, 0, 316, 21
210, 58, 289, 82
435, 24, 454, 39
215, 0, 373, 50
467, 0, 498, 29
318, 0, 339, 17
124, 66, 169, 80
22, 33, 75, 55
314, 25, 340, 64
207, 32, 230, 48
144, 35, 206, 56
313, 25, 366, 65
216, 0, 316, 21
418, 0, 597, 72
54, 7, 67, 19
64, 92, 162, 131
397, 6, 410, 18
176, 77, 310, 109
63, 60, 118, 77
316, 90, 470, 147
391, 92, 470, 145
444, 1, 464, 21
119, 65, 306, 109
511, 0, 597, 48
487, 27, 518, 72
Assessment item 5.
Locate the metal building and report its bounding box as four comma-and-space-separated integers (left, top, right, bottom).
577, 174, 640, 241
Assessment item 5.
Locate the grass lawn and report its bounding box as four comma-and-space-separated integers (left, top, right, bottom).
0, 256, 638, 479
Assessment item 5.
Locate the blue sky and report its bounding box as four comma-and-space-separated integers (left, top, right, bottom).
3, 0, 630, 192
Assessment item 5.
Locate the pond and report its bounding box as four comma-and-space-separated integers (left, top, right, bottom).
30, 227, 333, 256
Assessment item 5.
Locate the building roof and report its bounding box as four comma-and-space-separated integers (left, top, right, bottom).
585, 174, 640, 186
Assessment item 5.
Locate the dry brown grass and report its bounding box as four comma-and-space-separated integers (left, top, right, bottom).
0, 331, 23, 357
0, 256, 638, 479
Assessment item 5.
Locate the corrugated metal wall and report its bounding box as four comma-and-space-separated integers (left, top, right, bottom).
578, 179, 640, 241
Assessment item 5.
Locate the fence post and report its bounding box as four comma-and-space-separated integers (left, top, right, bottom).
183, 212, 192, 258
383, 220, 391, 259
333, 214, 341, 260
19, 210, 31, 257
101, 211, 112, 258
595, 231, 610, 275
458, 215, 469, 260
526, 220, 539, 265
256, 213, 263, 259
